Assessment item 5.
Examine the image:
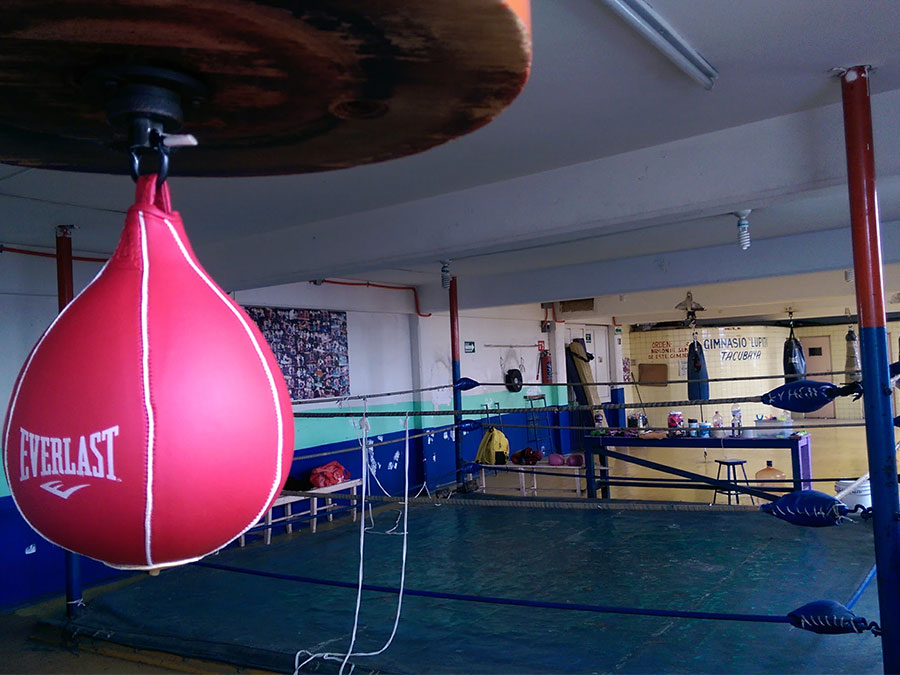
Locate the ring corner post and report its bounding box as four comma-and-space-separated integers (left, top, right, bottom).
56, 225, 83, 619
840, 64, 900, 673
449, 276, 464, 485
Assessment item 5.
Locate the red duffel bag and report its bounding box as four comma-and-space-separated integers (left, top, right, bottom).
310, 461, 351, 488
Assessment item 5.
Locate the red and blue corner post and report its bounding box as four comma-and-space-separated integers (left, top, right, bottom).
449, 276, 464, 484
841, 65, 900, 672
56, 225, 83, 618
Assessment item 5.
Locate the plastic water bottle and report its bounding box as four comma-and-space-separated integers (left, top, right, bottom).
755, 460, 785, 487
711, 410, 723, 438
730, 406, 742, 437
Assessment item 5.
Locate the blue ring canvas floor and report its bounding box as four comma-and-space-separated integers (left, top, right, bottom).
53, 504, 882, 673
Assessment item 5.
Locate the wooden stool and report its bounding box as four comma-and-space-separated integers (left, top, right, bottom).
712, 459, 755, 505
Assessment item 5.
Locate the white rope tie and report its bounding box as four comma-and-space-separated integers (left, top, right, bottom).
337, 404, 370, 674
352, 413, 410, 659
293, 409, 411, 674
293, 406, 369, 675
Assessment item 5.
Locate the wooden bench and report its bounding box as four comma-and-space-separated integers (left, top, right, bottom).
472, 461, 586, 498
240, 478, 363, 546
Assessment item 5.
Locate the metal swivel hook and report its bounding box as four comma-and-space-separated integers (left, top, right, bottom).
129, 143, 169, 187
129, 122, 167, 187
128, 120, 195, 187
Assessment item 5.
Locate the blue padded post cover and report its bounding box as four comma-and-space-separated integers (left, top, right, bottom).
454, 377, 481, 391
788, 600, 872, 635
760, 490, 849, 527
761, 379, 861, 413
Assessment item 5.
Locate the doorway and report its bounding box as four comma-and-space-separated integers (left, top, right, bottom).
804, 335, 835, 419
565, 324, 611, 400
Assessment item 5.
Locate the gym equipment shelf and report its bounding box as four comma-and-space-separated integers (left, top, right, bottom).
583, 434, 813, 500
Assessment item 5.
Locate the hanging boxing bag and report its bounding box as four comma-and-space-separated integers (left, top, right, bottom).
783, 325, 807, 384
844, 327, 861, 383
687, 338, 709, 401
3, 176, 294, 571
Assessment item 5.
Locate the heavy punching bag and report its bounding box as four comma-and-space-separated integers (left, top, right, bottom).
783, 324, 807, 384
687, 337, 709, 401
3, 176, 294, 570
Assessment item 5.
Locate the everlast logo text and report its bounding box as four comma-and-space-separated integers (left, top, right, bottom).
18, 425, 120, 487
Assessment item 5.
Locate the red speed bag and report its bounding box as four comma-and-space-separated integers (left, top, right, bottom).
3, 176, 294, 570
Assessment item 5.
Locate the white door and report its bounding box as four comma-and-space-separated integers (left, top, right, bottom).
585, 326, 611, 399
565, 324, 611, 400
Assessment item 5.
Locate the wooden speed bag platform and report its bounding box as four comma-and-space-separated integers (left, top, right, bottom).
0, 0, 532, 176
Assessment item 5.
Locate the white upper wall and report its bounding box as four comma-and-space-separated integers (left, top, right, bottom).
0, 252, 104, 412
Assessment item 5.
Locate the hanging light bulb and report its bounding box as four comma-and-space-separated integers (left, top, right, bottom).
733, 209, 752, 250
440, 260, 451, 289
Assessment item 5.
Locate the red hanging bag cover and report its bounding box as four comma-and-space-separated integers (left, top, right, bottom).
3, 176, 294, 570
310, 461, 351, 488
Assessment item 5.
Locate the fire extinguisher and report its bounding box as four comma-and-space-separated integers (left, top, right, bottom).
539, 349, 553, 384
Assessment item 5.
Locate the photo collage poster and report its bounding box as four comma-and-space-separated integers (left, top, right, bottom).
243, 305, 349, 401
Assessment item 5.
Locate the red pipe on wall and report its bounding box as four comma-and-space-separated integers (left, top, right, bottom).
543, 304, 566, 324
317, 279, 432, 318
551, 303, 565, 323
1, 243, 107, 264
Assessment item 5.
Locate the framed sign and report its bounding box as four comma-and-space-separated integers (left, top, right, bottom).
638, 363, 668, 387
244, 305, 349, 400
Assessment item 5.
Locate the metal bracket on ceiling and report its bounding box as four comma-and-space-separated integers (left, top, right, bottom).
83, 65, 204, 185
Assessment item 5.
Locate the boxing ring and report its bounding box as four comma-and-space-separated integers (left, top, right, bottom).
23, 323, 889, 673
49, 499, 882, 673
2, 7, 898, 673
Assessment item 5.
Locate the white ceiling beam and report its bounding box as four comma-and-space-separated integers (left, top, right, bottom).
415, 224, 900, 312
201, 89, 900, 291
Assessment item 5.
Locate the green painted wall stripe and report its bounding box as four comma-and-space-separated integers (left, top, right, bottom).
0, 388, 561, 495
293, 387, 560, 449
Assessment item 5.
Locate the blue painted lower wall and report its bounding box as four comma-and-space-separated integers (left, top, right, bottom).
287, 411, 559, 494
0, 498, 128, 610
1, 411, 566, 609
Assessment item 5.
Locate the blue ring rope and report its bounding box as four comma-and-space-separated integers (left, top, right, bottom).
194, 561, 790, 624
846, 563, 878, 610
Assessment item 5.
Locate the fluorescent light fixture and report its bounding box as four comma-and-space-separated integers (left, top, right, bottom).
599, 0, 718, 89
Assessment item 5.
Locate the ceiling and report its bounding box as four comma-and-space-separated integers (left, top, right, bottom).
3, 0, 900, 321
